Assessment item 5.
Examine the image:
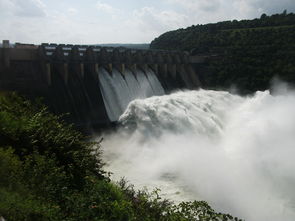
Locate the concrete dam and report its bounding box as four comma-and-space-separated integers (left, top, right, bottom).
0, 40, 205, 128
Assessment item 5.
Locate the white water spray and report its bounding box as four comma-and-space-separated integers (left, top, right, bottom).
100, 88, 295, 221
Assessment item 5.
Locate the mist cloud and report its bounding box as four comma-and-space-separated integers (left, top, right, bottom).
101, 87, 295, 221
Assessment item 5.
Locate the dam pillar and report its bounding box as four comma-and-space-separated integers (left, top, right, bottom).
46, 63, 52, 86
38, 45, 52, 86
95, 63, 99, 74
144, 51, 155, 74
168, 64, 177, 79
120, 63, 125, 74
3, 40, 9, 48
185, 64, 201, 88
107, 63, 113, 74
181, 51, 201, 88
80, 63, 85, 78
172, 64, 177, 78
2, 40, 10, 68
85, 47, 99, 81
115, 63, 125, 74
176, 64, 183, 74
113, 48, 126, 74
92, 63, 99, 82
152, 64, 159, 75
63, 63, 69, 85
98, 47, 113, 75
52, 45, 71, 86
69, 46, 86, 79
171, 54, 181, 79
161, 64, 168, 78
155, 52, 168, 79
176, 63, 193, 89
129, 64, 137, 73
142, 63, 148, 73
163, 53, 173, 78
123, 49, 132, 73
133, 50, 145, 75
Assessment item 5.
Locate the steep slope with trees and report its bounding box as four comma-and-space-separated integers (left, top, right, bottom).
150, 12, 295, 94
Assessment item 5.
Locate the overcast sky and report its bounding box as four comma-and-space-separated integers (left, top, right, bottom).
0, 0, 294, 44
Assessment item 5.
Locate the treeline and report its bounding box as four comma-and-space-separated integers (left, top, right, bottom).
0, 93, 241, 221
150, 12, 295, 94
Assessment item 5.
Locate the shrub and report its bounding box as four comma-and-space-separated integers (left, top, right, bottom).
0, 93, 242, 220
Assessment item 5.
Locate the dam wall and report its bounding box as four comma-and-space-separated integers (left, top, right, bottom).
0, 40, 203, 128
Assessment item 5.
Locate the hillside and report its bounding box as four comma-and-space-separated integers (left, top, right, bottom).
150, 12, 295, 94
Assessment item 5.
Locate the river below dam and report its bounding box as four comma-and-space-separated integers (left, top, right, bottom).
99, 87, 295, 221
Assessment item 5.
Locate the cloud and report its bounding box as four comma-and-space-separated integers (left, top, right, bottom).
127, 7, 189, 39
0, 0, 46, 18
0, 0, 15, 16
245, 0, 295, 15
0, 0, 48, 43
114, 6, 189, 43
67, 8, 78, 15
96, 1, 120, 15
0, 0, 294, 44
229, 0, 295, 18
166, 0, 295, 23
168, 0, 221, 12
11, 0, 46, 17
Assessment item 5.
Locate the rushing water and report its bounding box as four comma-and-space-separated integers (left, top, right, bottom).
100, 88, 295, 221
98, 67, 164, 121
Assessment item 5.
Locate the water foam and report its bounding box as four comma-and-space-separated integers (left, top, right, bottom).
100, 89, 295, 221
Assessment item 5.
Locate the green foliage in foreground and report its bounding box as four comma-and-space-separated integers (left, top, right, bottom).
0, 93, 242, 221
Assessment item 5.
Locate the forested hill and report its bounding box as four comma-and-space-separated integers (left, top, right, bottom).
150, 12, 295, 94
